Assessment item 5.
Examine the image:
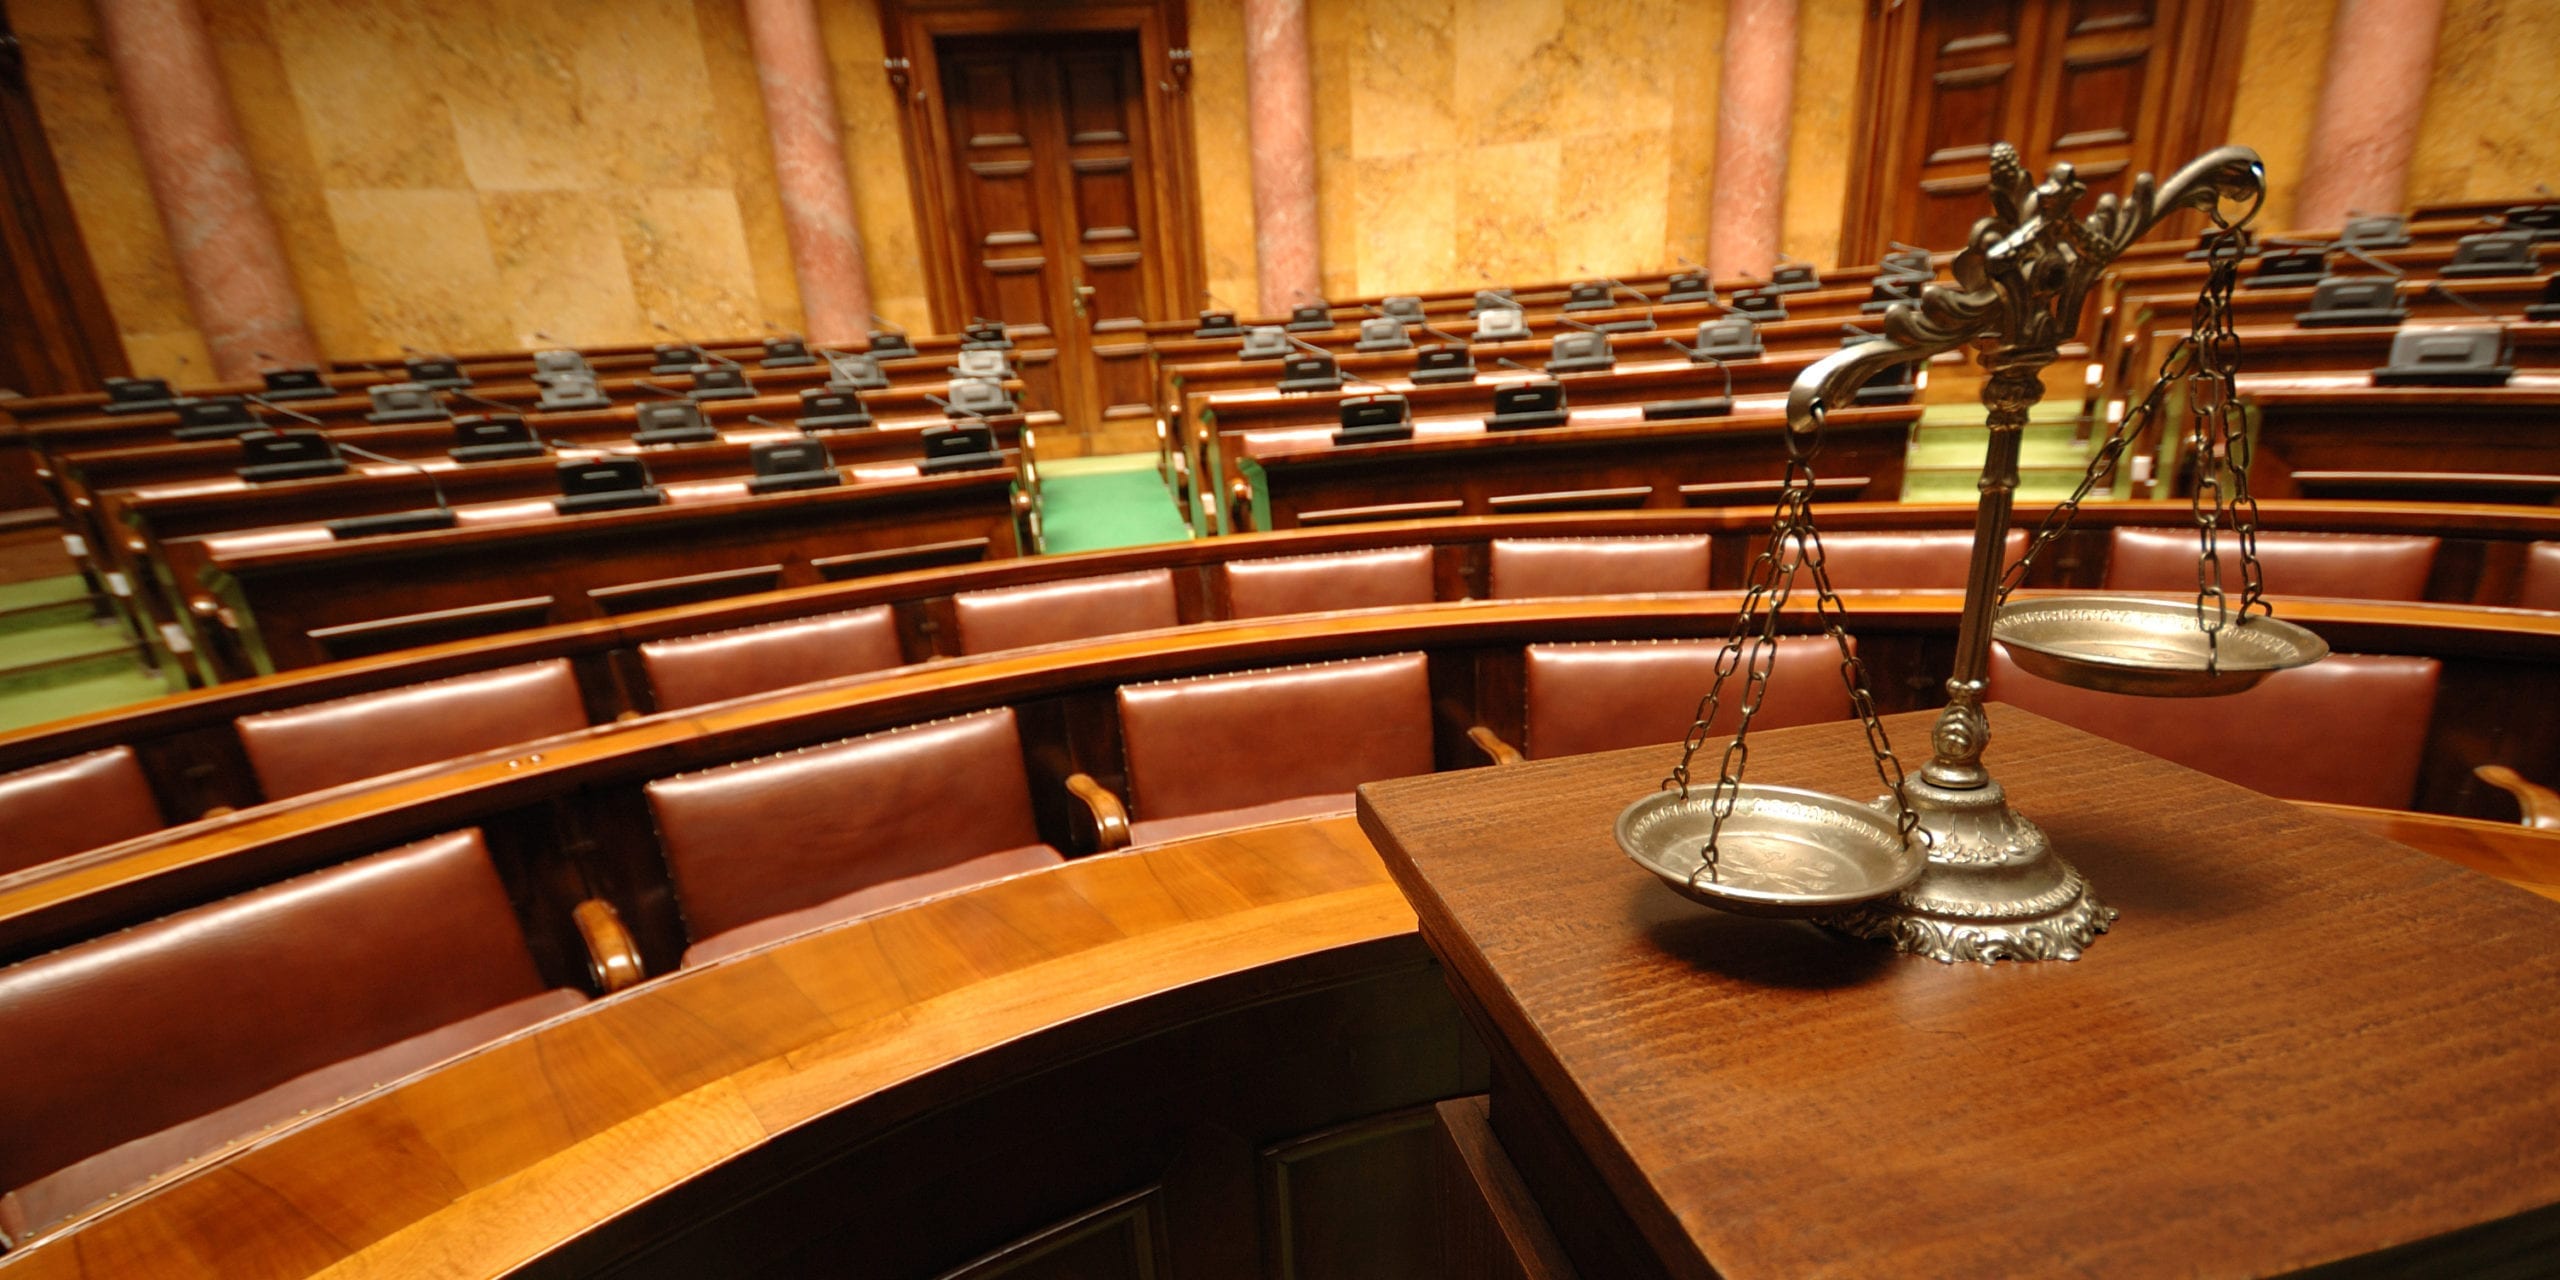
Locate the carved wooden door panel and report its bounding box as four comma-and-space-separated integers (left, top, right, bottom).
1843, 0, 2240, 263
937, 33, 1167, 448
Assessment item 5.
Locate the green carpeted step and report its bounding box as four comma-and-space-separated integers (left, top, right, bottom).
0, 574, 89, 612
1037, 453, 1192, 554
0, 663, 165, 734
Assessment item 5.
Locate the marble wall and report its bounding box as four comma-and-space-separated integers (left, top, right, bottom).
11, 0, 930, 380
18, 0, 2560, 381
2230, 0, 2560, 230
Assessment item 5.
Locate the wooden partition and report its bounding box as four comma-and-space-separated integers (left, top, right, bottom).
3, 591, 2558, 1274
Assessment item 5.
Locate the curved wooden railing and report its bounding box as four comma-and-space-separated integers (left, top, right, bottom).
8, 500, 2560, 828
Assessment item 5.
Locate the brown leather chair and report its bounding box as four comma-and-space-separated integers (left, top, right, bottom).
1514, 637, 1856, 761
1223, 544, 1435, 619
0, 746, 165, 876
953, 568, 1181, 654
1487, 536, 1711, 599
234, 658, 591, 799
646, 708, 1066, 965
0, 829, 587, 1248
1987, 644, 2440, 808
2103, 528, 2438, 602
2517, 542, 2560, 611
1798, 529, 2028, 590
640, 606, 905, 710
1113, 652, 1434, 846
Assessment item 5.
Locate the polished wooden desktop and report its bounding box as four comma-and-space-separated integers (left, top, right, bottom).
1359, 708, 2560, 1279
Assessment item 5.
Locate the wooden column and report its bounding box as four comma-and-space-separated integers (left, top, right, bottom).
743, 0, 873, 348
1707, 0, 1800, 277
1244, 0, 1320, 315
2295, 0, 2448, 229
94, 0, 317, 380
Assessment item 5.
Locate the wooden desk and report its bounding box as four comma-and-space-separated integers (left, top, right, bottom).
0, 815, 1475, 1278
1234, 402, 1915, 529
191, 464, 1024, 675
1358, 708, 2560, 1278
2241, 383, 2560, 502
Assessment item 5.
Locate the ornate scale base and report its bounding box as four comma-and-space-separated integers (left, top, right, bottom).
1822, 775, 2116, 964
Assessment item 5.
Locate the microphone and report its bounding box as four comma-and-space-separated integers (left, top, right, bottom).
336, 440, 453, 515
2335, 242, 2406, 277
447, 388, 558, 455
747, 413, 814, 438
243, 391, 319, 426
926, 392, 992, 422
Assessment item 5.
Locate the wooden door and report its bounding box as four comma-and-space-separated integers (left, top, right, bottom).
936, 32, 1169, 449
0, 8, 125, 399
1840, 0, 2248, 262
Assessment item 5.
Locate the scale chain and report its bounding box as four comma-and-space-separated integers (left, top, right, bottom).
1665, 401, 1922, 886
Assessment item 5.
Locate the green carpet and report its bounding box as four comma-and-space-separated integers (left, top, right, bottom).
1038, 453, 1191, 554
0, 573, 163, 734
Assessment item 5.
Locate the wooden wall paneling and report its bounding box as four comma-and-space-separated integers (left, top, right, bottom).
1257, 1105, 1445, 1280
933, 1186, 1175, 1280
0, 8, 126, 408
885, 1, 1205, 450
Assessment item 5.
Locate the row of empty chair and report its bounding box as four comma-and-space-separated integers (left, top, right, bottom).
0, 582, 2537, 1251
0, 514, 2537, 882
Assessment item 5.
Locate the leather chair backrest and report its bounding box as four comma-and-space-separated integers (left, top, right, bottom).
0, 830, 554, 1230
2103, 528, 2438, 602
235, 658, 590, 799
1800, 530, 2027, 590
1524, 637, 1854, 760
953, 568, 1180, 654
1119, 652, 1433, 820
1223, 545, 1435, 619
646, 708, 1055, 955
1488, 536, 1710, 599
0, 746, 164, 875
1988, 645, 2441, 808
641, 606, 904, 710
2518, 542, 2560, 610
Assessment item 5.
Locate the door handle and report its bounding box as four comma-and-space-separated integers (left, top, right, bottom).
1072, 281, 1095, 318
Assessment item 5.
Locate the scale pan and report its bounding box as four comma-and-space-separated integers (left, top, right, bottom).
1994, 595, 2329, 697
1617, 785, 1924, 918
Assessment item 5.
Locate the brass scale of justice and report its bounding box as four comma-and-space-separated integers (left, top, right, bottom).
1615, 142, 2328, 963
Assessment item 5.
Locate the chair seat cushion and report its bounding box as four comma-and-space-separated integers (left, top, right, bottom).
1126, 793, 1358, 849
681, 844, 1064, 966
0, 746, 163, 876
1, 988, 581, 1244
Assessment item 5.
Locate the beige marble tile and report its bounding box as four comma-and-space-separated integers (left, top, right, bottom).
818, 0, 928, 331
1781, 0, 1860, 270
206, 0, 376, 358
1663, 0, 1722, 270
1451, 138, 1560, 288
1554, 128, 1674, 281
266, 0, 473, 190
610, 188, 766, 340
12, 2, 213, 374
1189, 0, 1262, 313
1311, 0, 1363, 300
1351, 150, 1463, 295
482, 191, 646, 349
2228, 0, 2338, 230
694, 0, 803, 334
119, 328, 220, 385
1345, 0, 1458, 159
2409, 0, 2560, 209
324, 188, 513, 356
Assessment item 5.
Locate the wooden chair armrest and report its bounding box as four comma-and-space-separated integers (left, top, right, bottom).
1467, 725, 1525, 766
1066, 772, 1132, 851
573, 898, 646, 993
2475, 764, 2560, 831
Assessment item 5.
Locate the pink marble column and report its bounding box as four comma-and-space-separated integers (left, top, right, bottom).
1245, 0, 1321, 315
744, 0, 873, 348
2294, 0, 2447, 229
1707, 0, 1800, 277
95, 0, 318, 381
